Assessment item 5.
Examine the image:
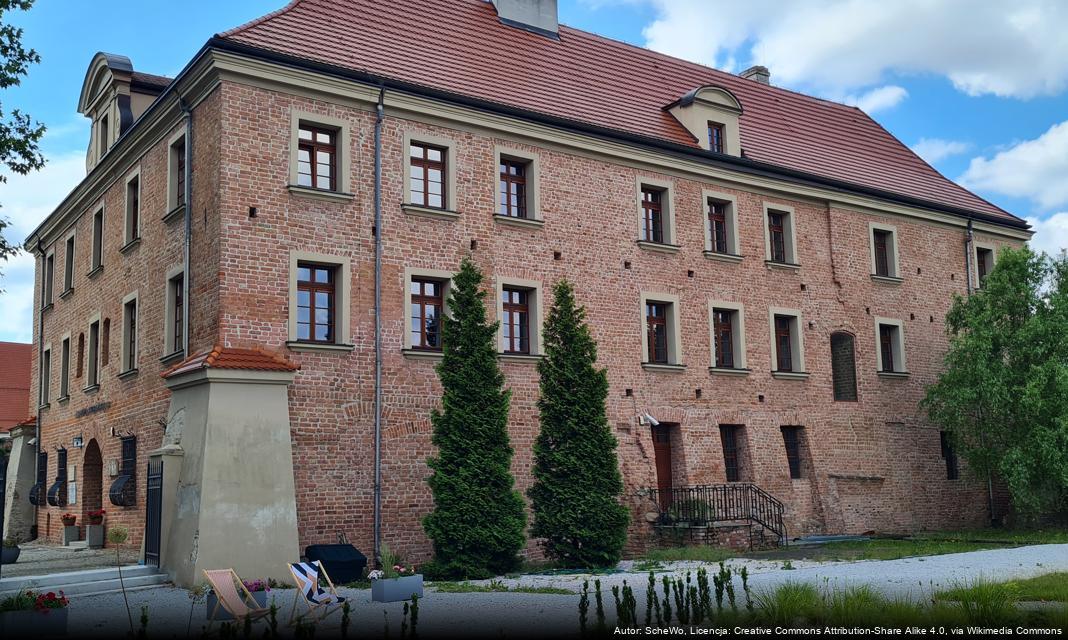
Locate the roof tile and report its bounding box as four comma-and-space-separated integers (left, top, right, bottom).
160, 345, 300, 379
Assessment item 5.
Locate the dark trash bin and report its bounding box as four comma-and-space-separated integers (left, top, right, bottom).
304, 544, 368, 584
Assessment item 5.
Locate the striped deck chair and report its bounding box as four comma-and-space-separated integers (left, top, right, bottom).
288, 560, 348, 624
202, 569, 272, 631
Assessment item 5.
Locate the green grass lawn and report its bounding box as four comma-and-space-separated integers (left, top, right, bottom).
430, 579, 571, 595
938, 573, 1068, 605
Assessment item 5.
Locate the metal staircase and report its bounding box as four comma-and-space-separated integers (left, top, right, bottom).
644, 483, 787, 548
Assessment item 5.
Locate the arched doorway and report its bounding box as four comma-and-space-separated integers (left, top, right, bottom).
82, 439, 103, 519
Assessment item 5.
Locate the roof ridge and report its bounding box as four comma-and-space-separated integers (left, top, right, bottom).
217, 0, 303, 38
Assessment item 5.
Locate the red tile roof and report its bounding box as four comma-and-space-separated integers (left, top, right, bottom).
160, 345, 300, 379
0, 341, 31, 432
219, 0, 1021, 225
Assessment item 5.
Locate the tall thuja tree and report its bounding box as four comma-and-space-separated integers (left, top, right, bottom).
423, 257, 526, 578
923, 247, 1068, 521
529, 280, 629, 567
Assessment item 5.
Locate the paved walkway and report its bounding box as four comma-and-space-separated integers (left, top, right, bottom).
60, 544, 1068, 637
0, 542, 140, 578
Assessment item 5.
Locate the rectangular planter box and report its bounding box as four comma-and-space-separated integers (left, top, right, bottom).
371, 575, 424, 603
206, 590, 269, 621
85, 524, 105, 549
0, 608, 68, 636
62, 525, 80, 545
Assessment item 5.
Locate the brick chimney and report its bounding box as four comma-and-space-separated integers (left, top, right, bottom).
740, 65, 771, 85
491, 0, 558, 37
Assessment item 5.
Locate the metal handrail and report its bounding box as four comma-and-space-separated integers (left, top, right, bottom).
641, 483, 787, 546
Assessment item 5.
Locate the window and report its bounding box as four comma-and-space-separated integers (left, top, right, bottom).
769, 309, 806, 375
409, 142, 447, 209
87, 318, 100, 388
42, 251, 55, 307
297, 125, 337, 191
91, 208, 104, 271
708, 201, 728, 253
709, 302, 746, 371
869, 223, 900, 279
76, 333, 84, 378
704, 192, 740, 259
781, 426, 804, 479
125, 175, 140, 244
63, 233, 75, 293
98, 114, 109, 157
296, 263, 336, 343
708, 121, 725, 153
719, 424, 743, 482
502, 287, 530, 354
764, 204, 798, 265
165, 271, 184, 356
940, 431, 959, 480
640, 186, 665, 244
976, 246, 994, 288
875, 318, 907, 374
109, 436, 137, 507
830, 332, 858, 401
411, 278, 444, 350
167, 134, 186, 214
40, 346, 51, 406
712, 309, 734, 368
59, 336, 70, 398
101, 318, 110, 367
122, 296, 138, 372
499, 158, 529, 219
646, 302, 669, 364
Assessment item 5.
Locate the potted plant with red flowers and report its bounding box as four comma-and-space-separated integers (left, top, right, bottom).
86, 509, 106, 549
369, 544, 423, 603
0, 588, 70, 635
60, 513, 79, 545
60, 513, 77, 526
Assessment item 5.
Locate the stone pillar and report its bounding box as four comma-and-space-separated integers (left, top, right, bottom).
147, 444, 184, 567
159, 366, 300, 587
3, 425, 37, 543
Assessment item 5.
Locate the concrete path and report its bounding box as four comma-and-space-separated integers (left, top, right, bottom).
0, 542, 140, 578
60, 544, 1068, 637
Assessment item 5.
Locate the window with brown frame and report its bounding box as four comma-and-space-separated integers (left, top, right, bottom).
499, 159, 528, 218
411, 278, 444, 350
712, 309, 735, 368
708, 200, 729, 254
774, 315, 793, 372
830, 332, 858, 401
646, 302, 669, 364
502, 287, 530, 354
296, 263, 336, 343
873, 229, 891, 277
719, 424, 742, 482
175, 139, 186, 209
123, 298, 137, 372
708, 121, 725, 153
297, 125, 337, 191
170, 274, 184, 354
781, 426, 803, 479
879, 324, 898, 372
768, 211, 787, 263
409, 142, 446, 209
976, 247, 993, 287
640, 186, 665, 244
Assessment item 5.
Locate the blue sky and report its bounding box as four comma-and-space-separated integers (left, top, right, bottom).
2, 0, 1067, 343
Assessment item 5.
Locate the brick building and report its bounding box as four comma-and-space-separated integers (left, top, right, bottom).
17, 0, 1028, 580
0, 342, 31, 434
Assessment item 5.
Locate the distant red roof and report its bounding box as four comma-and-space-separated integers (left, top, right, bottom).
219, 0, 1021, 225
0, 341, 31, 432
161, 345, 300, 379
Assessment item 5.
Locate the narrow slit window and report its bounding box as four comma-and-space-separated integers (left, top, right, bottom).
91, 209, 104, 269
720, 424, 742, 482
781, 426, 803, 479
125, 177, 140, 244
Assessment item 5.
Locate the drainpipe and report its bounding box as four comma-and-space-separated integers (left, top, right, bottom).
32, 239, 45, 542
965, 218, 974, 295
372, 86, 385, 565
178, 97, 193, 355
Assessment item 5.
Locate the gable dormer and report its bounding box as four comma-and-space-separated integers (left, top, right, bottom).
78, 52, 170, 172
665, 85, 743, 156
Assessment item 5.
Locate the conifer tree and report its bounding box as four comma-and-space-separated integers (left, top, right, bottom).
529, 280, 629, 567
422, 257, 526, 578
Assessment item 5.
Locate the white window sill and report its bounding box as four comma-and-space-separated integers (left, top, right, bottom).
83, 383, 100, 394
499, 353, 543, 363
162, 204, 185, 224
56, 395, 70, 404
493, 214, 544, 230
59, 288, 74, 300
402, 348, 444, 360
877, 370, 910, 379
709, 367, 750, 377
287, 185, 354, 203
87, 265, 105, 279
641, 362, 686, 372
703, 251, 744, 264
159, 350, 186, 365
771, 371, 810, 380
402, 204, 460, 221
120, 237, 141, 254
871, 274, 904, 285
636, 241, 681, 255
286, 341, 355, 353
118, 368, 139, 380
765, 260, 801, 271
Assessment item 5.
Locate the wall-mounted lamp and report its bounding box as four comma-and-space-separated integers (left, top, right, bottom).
72, 436, 84, 449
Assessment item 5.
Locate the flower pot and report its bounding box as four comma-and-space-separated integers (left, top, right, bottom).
62, 526, 80, 545
85, 524, 105, 549
371, 574, 424, 603
206, 590, 269, 621
0, 546, 19, 564
0, 608, 68, 636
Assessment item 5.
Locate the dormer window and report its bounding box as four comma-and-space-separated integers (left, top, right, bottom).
708, 121, 725, 153
666, 85, 743, 156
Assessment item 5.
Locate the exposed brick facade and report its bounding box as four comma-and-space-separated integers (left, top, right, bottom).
29, 71, 1019, 562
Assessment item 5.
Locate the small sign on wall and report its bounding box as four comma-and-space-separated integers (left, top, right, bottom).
67, 481, 77, 505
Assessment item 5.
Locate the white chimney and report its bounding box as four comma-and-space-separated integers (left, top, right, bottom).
740, 65, 771, 85
491, 0, 558, 37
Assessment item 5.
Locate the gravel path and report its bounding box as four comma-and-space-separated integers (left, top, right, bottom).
63, 544, 1068, 638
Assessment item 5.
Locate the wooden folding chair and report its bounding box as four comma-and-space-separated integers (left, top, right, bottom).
288, 560, 347, 624
202, 569, 272, 632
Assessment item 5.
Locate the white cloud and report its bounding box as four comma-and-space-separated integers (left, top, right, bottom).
1026, 212, 1068, 258
842, 85, 908, 114
0, 151, 86, 342
629, 0, 1068, 99
911, 138, 972, 164
959, 121, 1068, 210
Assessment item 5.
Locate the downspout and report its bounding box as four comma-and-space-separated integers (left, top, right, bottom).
32, 239, 45, 540
372, 86, 385, 565
965, 218, 975, 295
179, 97, 193, 356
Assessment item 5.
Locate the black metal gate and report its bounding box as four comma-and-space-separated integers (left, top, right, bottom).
143, 458, 163, 567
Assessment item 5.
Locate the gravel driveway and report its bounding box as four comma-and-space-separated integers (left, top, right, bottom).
64, 544, 1068, 637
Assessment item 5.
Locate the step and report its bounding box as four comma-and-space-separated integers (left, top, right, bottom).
67, 541, 89, 549
0, 565, 159, 593
0, 571, 169, 598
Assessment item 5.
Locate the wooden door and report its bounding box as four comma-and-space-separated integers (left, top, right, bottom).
651, 425, 673, 506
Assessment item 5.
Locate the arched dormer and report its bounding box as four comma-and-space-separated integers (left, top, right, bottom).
665, 85, 743, 156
